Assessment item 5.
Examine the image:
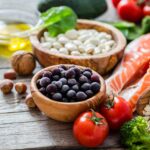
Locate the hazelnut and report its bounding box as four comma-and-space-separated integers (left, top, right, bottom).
25, 94, 36, 108
11, 50, 36, 76
4, 69, 17, 80
0, 79, 14, 94
15, 82, 27, 94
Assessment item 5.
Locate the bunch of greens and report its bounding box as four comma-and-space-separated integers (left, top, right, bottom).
18, 6, 77, 37
111, 16, 150, 41
120, 116, 150, 150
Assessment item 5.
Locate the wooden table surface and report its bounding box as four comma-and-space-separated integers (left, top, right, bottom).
0, 0, 123, 150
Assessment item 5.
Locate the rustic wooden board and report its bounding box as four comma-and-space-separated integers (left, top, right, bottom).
0, 0, 124, 149
0, 59, 124, 150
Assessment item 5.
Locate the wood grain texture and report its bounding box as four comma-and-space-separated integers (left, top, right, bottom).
0, 0, 125, 149
0, 59, 124, 150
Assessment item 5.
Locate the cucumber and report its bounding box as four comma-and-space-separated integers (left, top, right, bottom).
38, 0, 107, 19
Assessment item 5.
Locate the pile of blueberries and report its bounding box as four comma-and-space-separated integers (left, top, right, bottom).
37, 65, 101, 102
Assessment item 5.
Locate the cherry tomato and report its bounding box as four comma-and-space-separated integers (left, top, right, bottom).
112, 0, 121, 8
73, 110, 109, 147
143, 5, 150, 16
117, 0, 143, 22
100, 96, 133, 130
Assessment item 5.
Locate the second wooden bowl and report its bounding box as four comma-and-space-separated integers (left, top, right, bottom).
30, 19, 126, 75
30, 64, 106, 122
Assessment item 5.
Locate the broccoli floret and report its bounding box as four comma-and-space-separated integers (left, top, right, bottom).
120, 116, 150, 150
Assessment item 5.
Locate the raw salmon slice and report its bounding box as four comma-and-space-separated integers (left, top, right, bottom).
107, 34, 150, 94
120, 65, 150, 111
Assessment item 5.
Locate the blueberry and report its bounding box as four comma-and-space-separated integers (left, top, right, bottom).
83, 71, 92, 79
59, 65, 67, 70
73, 67, 81, 77
68, 79, 77, 86
40, 77, 51, 87
39, 87, 47, 95
61, 85, 69, 93
52, 93, 62, 101
91, 82, 100, 93
51, 81, 57, 84
79, 75, 88, 84
52, 68, 61, 75
81, 83, 91, 91
65, 69, 75, 78
59, 78, 67, 85
83, 68, 92, 73
55, 81, 62, 89
61, 70, 66, 77
53, 75, 60, 81
72, 84, 79, 92
91, 74, 100, 83
46, 84, 57, 93
66, 90, 76, 98
85, 90, 94, 97
76, 91, 87, 101
36, 79, 41, 88
42, 71, 52, 78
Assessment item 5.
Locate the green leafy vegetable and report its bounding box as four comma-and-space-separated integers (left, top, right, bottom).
111, 16, 150, 41
40, 6, 77, 36
120, 116, 150, 150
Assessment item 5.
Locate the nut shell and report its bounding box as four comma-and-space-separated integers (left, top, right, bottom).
0, 79, 14, 94
25, 94, 36, 108
4, 69, 17, 80
15, 82, 27, 94
11, 51, 36, 76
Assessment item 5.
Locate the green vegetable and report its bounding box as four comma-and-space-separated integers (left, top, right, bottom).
111, 16, 150, 41
38, 0, 107, 19
120, 116, 150, 150
141, 16, 150, 34
40, 6, 77, 36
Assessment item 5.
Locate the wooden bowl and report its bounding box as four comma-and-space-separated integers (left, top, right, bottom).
30, 64, 106, 122
30, 19, 126, 75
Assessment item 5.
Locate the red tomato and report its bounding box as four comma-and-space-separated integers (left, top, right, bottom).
117, 0, 143, 22
112, 0, 121, 8
100, 96, 133, 130
73, 111, 109, 147
143, 5, 150, 16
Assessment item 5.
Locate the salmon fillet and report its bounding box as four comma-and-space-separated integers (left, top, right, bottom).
120, 65, 150, 111
107, 34, 150, 94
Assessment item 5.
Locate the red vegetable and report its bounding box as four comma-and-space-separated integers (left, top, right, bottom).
117, 0, 143, 22
73, 110, 109, 147
143, 5, 150, 16
112, 0, 121, 8
100, 95, 133, 130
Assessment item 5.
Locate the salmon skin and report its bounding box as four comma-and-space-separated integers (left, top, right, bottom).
107, 34, 150, 111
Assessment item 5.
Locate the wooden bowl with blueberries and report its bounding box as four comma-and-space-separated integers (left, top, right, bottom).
30, 19, 126, 75
30, 64, 106, 122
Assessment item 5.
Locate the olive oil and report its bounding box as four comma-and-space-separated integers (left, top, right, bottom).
0, 22, 32, 57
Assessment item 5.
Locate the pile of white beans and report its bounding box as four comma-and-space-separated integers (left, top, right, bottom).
40, 29, 116, 56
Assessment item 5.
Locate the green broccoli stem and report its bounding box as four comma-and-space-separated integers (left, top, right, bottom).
141, 134, 150, 144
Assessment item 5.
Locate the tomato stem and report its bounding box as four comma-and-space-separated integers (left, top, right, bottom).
89, 109, 104, 125
105, 93, 115, 109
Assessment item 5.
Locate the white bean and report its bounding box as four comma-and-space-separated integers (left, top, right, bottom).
58, 36, 69, 44
94, 47, 101, 54
41, 42, 52, 48
73, 40, 82, 46
59, 48, 69, 55
85, 44, 95, 54
84, 38, 99, 46
65, 29, 78, 40
52, 42, 62, 49
50, 48, 59, 54
71, 51, 81, 56
65, 43, 77, 51
78, 34, 89, 42
78, 45, 85, 53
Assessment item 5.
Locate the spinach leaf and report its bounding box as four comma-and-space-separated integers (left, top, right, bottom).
40, 6, 77, 37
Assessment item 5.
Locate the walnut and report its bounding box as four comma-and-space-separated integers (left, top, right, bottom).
11, 51, 36, 76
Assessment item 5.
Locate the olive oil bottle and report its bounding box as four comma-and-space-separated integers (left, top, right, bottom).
0, 22, 32, 57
